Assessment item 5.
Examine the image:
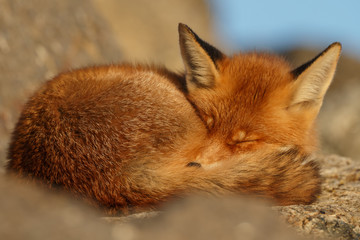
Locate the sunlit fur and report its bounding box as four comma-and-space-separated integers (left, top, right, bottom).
7, 24, 341, 214
190, 53, 317, 153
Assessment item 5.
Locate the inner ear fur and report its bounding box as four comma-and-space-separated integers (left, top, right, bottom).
289, 42, 341, 111
178, 23, 225, 92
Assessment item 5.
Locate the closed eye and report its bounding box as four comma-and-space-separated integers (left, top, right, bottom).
226, 138, 259, 146
236, 139, 259, 145
228, 131, 261, 146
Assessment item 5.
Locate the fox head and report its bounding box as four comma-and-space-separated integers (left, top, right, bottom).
178, 23, 341, 153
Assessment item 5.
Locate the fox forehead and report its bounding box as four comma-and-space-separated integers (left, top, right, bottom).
219, 52, 294, 93
212, 52, 294, 112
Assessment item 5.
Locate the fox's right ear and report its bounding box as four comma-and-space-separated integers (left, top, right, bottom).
289, 42, 341, 113
178, 23, 225, 92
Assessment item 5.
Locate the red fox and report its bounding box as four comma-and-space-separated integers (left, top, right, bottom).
7, 23, 341, 214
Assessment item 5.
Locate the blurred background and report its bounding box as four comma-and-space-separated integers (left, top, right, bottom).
1, 0, 359, 173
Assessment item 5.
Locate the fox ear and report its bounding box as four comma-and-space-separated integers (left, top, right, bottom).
178, 23, 224, 92
289, 42, 341, 111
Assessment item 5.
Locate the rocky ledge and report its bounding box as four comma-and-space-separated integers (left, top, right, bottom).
276, 154, 360, 239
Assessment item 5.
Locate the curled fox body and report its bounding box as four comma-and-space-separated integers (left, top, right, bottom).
7, 24, 341, 213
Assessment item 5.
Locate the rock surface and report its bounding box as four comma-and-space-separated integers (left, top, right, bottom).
277, 154, 360, 239
105, 197, 304, 240
91, 0, 214, 69
0, 175, 114, 240
0, 175, 304, 240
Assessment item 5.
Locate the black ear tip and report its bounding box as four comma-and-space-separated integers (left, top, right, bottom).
178, 23, 191, 34
291, 42, 342, 78
331, 42, 342, 48
178, 23, 186, 30
327, 42, 342, 52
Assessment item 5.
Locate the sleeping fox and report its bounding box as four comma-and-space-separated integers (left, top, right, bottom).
7, 23, 341, 214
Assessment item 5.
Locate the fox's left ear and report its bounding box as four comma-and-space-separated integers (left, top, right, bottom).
289, 42, 342, 112
178, 23, 225, 92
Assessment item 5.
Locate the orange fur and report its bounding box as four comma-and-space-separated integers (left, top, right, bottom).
7, 24, 341, 214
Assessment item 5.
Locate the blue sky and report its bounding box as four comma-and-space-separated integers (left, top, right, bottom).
209, 0, 360, 58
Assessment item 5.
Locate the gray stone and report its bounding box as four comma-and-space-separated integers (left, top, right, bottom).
276, 155, 360, 239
